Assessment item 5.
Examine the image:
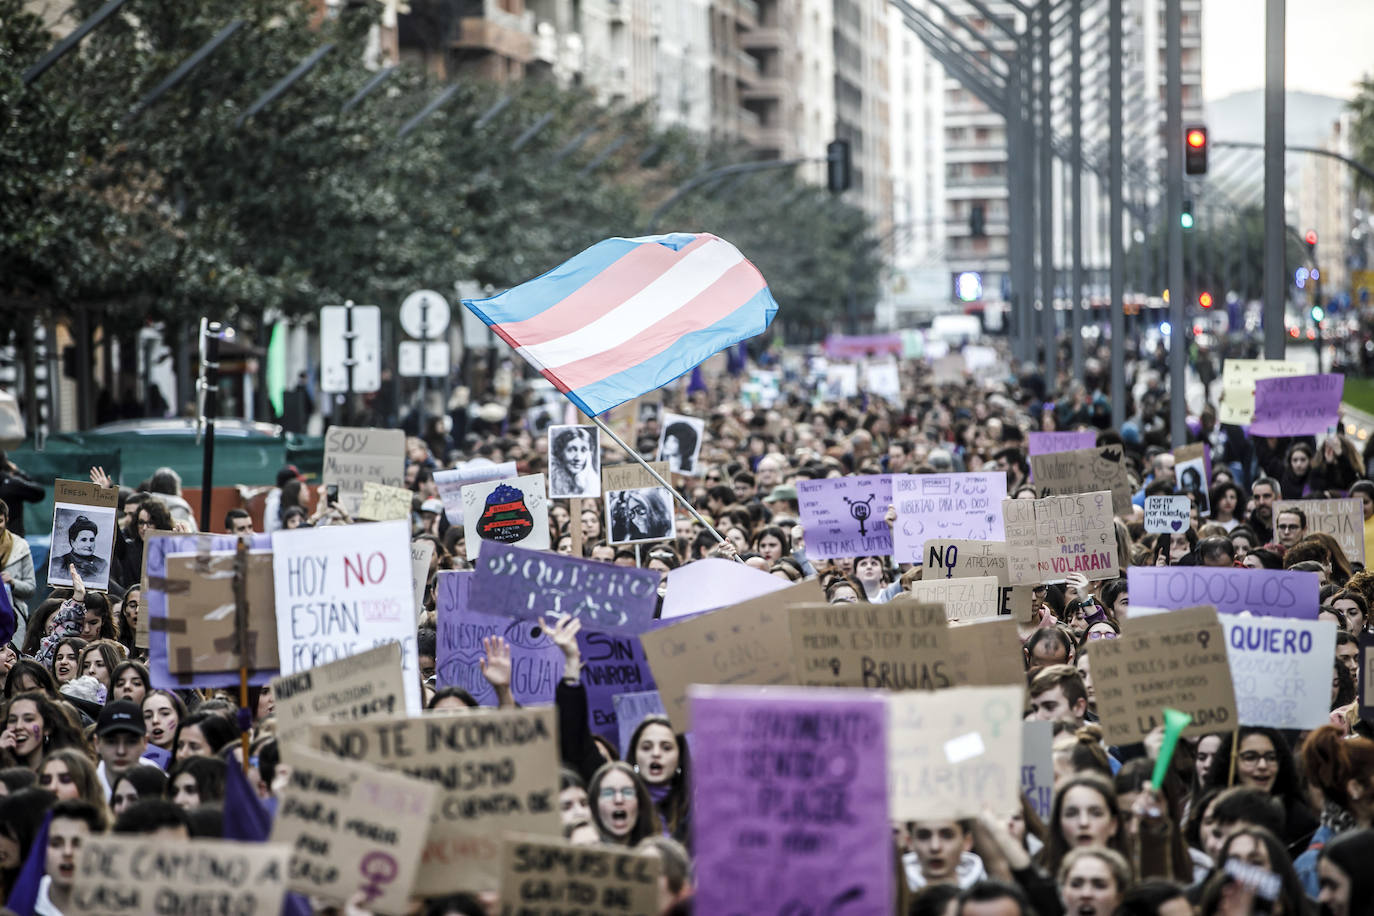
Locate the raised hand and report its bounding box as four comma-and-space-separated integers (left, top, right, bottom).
89, 466, 113, 489
70, 565, 86, 604
480, 635, 512, 690
549, 614, 582, 682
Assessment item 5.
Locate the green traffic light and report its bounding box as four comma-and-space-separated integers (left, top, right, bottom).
1311, 305, 1325, 322
1180, 212, 1194, 229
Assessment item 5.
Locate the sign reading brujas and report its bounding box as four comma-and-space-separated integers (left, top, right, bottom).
469, 542, 660, 634
1127, 567, 1319, 619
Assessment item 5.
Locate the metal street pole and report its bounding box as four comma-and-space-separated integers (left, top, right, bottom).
1166, 0, 1186, 447
1109, 0, 1125, 426
1262, 0, 1287, 359
1070, 0, 1084, 380
1039, 0, 1057, 385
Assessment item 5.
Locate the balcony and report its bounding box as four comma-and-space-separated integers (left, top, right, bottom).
741, 74, 787, 102
742, 26, 784, 51
736, 49, 761, 82
450, 1, 535, 63
737, 0, 759, 28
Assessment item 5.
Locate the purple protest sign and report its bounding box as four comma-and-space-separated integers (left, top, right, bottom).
691, 686, 892, 915
1027, 431, 1098, 455
1250, 374, 1343, 435
1127, 567, 1320, 619
823, 333, 902, 359
797, 474, 894, 560
145, 533, 277, 690
469, 542, 659, 634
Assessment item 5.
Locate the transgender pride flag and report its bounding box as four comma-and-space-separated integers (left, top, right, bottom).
461, 232, 778, 416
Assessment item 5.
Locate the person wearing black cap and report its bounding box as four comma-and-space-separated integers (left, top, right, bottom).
93, 699, 152, 798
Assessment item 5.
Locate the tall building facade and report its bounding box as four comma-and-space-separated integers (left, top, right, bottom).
833, 0, 891, 228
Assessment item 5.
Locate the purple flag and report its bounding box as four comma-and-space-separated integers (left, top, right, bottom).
690, 686, 892, 915
5, 812, 50, 916
0, 581, 15, 647
1128, 567, 1320, 619
1250, 374, 1343, 435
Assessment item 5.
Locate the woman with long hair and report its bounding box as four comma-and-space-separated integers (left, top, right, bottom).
1198, 827, 1310, 916
626, 715, 691, 846
587, 761, 661, 847
167, 755, 227, 810
38, 749, 107, 815
0, 692, 89, 769
1208, 481, 1245, 533
109, 764, 167, 818
109, 660, 150, 706
0, 787, 55, 899
1310, 435, 1362, 495
142, 689, 187, 754
853, 555, 892, 603
1293, 726, 1374, 896
3, 660, 58, 700
116, 584, 141, 651
171, 710, 241, 765
1206, 726, 1318, 854
1034, 773, 1131, 879
78, 640, 123, 693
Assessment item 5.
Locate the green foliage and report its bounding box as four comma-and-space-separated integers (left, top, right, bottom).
0, 0, 880, 343
1139, 204, 1306, 303
1352, 75, 1374, 196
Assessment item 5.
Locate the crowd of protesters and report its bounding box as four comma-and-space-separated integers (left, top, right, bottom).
0, 348, 1371, 916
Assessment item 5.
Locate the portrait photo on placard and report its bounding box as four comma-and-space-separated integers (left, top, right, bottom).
547, 425, 601, 499
606, 487, 675, 544
525, 402, 559, 437
1175, 455, 1210, 515
656, 412, 705, 476
47, 504, 117, 591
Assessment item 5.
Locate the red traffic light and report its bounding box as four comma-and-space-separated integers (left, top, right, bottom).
1198, 291, 1214, 308
1187, 129, 1206, 148
1184, 125, 1208, 174
1305, 230, 1318, 246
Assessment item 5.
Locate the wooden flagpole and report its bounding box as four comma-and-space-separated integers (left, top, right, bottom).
232, 536, 252, 768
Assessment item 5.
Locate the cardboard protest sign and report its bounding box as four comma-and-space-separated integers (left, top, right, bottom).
1250, 374, 1344, 436
47, 479, 119, 592
656, 412, 706, 476
547, 425, 602, 499
1359, 631, 1374, 725
944, 618, 1025, 686
461, 474, 550, 558
931, 353, 964, 382
1089, 606, 1237, 744
1222, 616, 1337, 729
1144, 495, 1192, 534
1003, 492, 1119, 584
892, 472, 1007, 562
271, 747, 437, 913
410, 538, 435, 621
308, 707, 561, 895
1027, 431, 1097, 456
358, 482, 413, 522
69, 837, 289, 916
796, 474, 894, 560
911, 576, 1001, 621
690, 686, 892, 915
1127, 567, 1320, 619
1028, 446, 1133, 515
660, 557, 788, 619
642, 581, 821, 729
144, 533, 277, 689
887, 686, 1023, 821
1275, 498, 1364, 565
469, 542, 659, 634
435, 461, 518, 525
1021, 720, 1054, 820
923, 539, 1035, 621
601, 461, 671, 492
272, 520, 420, 715
1218, 359, 1305, 425
1172, 443, 1212, 514
163, 550, 278, 674
500, 834, 660, 916
270, 642, 408, 757
323, 427, 405, 517
614, 690, 666, 756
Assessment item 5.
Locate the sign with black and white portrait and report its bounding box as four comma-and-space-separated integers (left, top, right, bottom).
606, 487, 674, 545
547, 425, 601, 499
656, 412, 705, 476
46, 479, 120, 593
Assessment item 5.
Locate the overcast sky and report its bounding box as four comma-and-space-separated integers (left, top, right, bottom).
1203, 0, 1374, 100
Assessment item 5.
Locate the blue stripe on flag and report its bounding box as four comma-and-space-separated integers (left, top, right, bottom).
463, 233, 702, 325
567, 284, 778, 416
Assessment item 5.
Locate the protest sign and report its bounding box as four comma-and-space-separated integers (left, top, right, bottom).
601, 461, 671, 492
47, 478, 119, 593
944, 618, 1025, 686
1003, 493, 1119, 584
410, 538, 435, 621
865, 360, 901, 402
1275, 498, 1364, 565
270, 642, 408, 757
1027, 431, 1098, 456
613, 690, 666, 757
1250, 374, 1344, 436
163, 549, 278, 674
462, 474, 550, 559
1144, 495, 1193, 534
1221, 616, 1337, 729
1173, 443, 1212, 514
1359, 631, 1374, 724
660, 557, 788, 619
500, 834, 661, 916
469, 542, 659, 634
931, 353, 964, 383
323, 427, 405, 517
435, 461, 518, 525
886, 686, 1023, 821
1089, 606, 1237, 744
1218, 359, 1304, 425
1028, 446, 1133, 515
272, 520, 420, 716
642, 581, 820, 729
547, 425, 602, 499
690, 686, 892, 915
69, 837, 289, 916
923, 538, 1035, 621
892, 472, 1007, 562
144, 533, 276, 689
1021, 720, 1054, 820
911, 576, 1001, 621
270, 747, 437, 914
657, 412, 706, 475
358, 482, 414, 522
796, 474, 894, 560
308, 707, 561, 895
1127, 567, 1320, 619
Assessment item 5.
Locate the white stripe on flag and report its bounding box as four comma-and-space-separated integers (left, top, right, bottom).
516, 238, 745, 370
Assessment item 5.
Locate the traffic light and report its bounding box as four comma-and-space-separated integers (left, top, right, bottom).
1304, 229, 1318, 256
1311, 303, 1325, 323
826, 139, 851, 193
1198, 291, 1213, 308
1184, 125, 1208, 175
1181, 199, 1194, 229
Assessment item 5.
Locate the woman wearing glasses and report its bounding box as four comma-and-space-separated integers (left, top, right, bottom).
1205, 725, 1319, 856
587, 760, 661, 846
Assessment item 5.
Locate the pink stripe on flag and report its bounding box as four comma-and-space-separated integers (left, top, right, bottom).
550, 261, 765, 391
496, 234, 716, 347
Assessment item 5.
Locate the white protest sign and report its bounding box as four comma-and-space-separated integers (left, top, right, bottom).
1218, 359, 1305, 425
1221, 616, 1337, 729
659, 558, 788, 620
893, 472, 1007, 563
434, 461, 519, 525
461, 474, 550, 559
1144, 495, 1193, 534
271, 520, 420, 716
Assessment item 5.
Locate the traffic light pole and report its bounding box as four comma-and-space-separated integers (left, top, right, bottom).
1108, 0, 1125, 428
1262, 0, 1286, 360
1039, 0, 1058, 387
1069, 0, 1084, 380
1166, 0, 1186, 448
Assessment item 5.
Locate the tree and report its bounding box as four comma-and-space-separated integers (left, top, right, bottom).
1351, 74, 1374, 195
